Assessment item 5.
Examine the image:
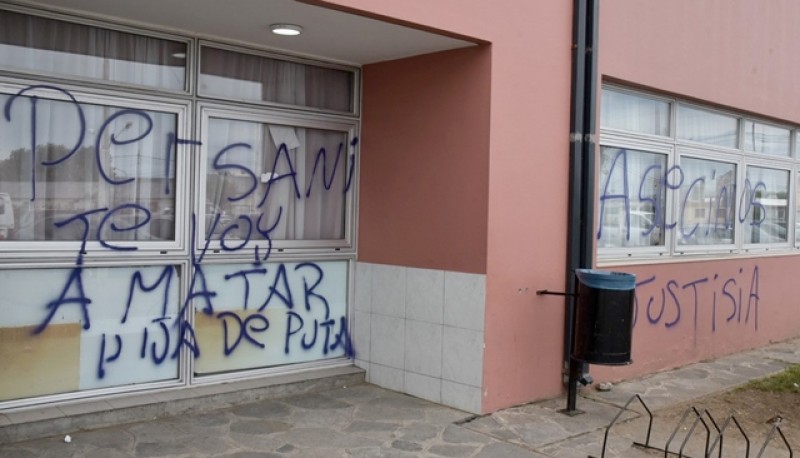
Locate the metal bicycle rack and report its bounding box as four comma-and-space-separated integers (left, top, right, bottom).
590, 394, 794, 458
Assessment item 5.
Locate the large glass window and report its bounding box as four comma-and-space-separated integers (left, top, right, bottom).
0, 9, 187, 91
202, 113, 355, 246
0, 5, 360, 408
0, 265, 181, 402
0, 87, 180, 244
743, 121, 790, 156
193, 260, 349, 375
597, 146, 666, 249
677, 105, 739, 148
743, 166, 790, 245
199, 45, 355, 113
600, 86, 800, 260
676, 157, 736, 246
601, 88, 670, 136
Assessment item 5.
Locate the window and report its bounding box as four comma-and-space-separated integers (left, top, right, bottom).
676, 156, 736, 247
601, 88, 670, 136
743, 166, 789, 245
0, 4, 360, 407
200, 108, 357, 250
0, 264, 182, 402
597, 146, 666, 249
676, 105, 738, 149
199, 45, 355, 113
0, 85, 185, 247
744, 121, 790, 156
0, 9, 188, 92
600, 86, 799, 261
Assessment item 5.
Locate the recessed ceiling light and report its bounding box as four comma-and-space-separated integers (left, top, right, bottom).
270, 23, 303, 36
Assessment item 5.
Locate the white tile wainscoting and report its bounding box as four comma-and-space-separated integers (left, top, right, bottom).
353, 262, 486, 413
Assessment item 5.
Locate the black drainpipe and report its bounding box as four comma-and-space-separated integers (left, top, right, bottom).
563, 0, 598, 414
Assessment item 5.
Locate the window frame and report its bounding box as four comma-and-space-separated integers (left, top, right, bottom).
596, 136, 674, 259
599, 85, 673, 140
197, 41, 360, 117
742, 118, 792, 158
0, 80, 192, 258
671, 147, 739, 255
0, 2, 363, 408
0, 4, 193, 96
599, 84, 800, 263
740, 159, 794, 252
195, 102, 359, 257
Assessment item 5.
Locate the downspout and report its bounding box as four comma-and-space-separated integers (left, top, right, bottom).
564, 0, 598, 413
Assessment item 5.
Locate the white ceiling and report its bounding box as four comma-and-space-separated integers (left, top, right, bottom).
20, 0, 477, 65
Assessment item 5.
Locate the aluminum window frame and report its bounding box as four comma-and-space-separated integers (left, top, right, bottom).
599, 85, 673, 141
599, 84, 800, 264
596, 135, 674, 259
0, 257, 191, 410
0, 3, 194, 96
740, 159, 794, 252
186, 254, 355, 385
675, 102, 742, 152
742, 118, 793, 158
671, 147, 740, 256
0, 1, 363, 409
195, 102, 359, 259
197, 41, 360, 117
0, 80, 193, 259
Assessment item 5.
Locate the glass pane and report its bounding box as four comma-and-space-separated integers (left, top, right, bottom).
743, 121, 790, 156
676, 157, 735, 246
600, 88, 670, 136
0, 265, 181, 401
796, 172, 800, 245
743, 166, 789, 244
205, 117, 350, 242
0, 89, 178, 242
677, 105, 738, 148
0, 10, 186, 91
597, 147, 666, 248
193, 260, 349, 375
199, 46, 354, 112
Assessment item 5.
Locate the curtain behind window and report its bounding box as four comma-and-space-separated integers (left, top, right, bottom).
199, 46, 353, 113
0, 9, 187, 90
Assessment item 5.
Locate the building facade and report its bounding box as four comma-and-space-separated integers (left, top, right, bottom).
1, 0, 799, 418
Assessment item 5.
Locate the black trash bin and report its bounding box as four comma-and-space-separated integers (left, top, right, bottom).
572, 269, 636, 365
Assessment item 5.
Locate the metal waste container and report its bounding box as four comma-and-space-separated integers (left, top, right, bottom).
572, 269, 636, 365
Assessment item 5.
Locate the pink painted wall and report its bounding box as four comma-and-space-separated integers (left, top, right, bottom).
358, 47, 491, 274
595, 0, 800, 382
315, 0, 800, 413
591, 256, 800, 383
312, 0, 575, 413
601, 0, 800, 123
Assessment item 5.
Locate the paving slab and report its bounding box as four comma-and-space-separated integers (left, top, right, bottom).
0, 338, 798, 457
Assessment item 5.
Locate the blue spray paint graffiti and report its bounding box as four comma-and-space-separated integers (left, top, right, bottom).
633, 265, 760, 333
0, 84, 357, 385
597, 149, 783, 245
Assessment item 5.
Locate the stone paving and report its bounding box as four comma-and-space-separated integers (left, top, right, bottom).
1, 338, 799, 457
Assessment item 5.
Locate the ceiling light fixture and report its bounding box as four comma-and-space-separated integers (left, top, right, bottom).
270, 23, 303, 36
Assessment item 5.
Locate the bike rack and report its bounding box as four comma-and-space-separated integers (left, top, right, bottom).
592, 394, 794, 458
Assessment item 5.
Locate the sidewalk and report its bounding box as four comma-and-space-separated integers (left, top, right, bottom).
1, 338, 798, 457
